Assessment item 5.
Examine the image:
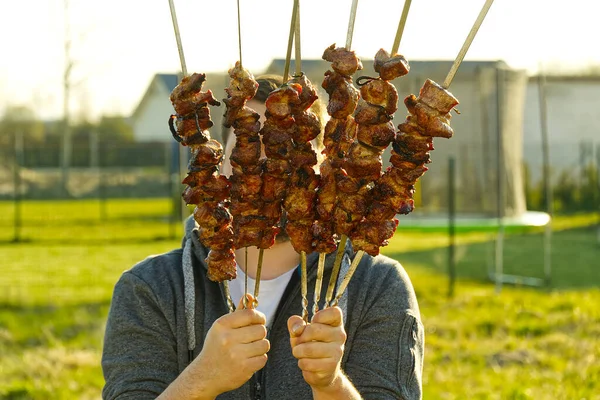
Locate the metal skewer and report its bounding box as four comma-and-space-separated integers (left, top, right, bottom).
236, 0, 243, 67
391, 0, 412, 55
312, 253, 326, 320
325, 0, 361, 308
253, 248, 264, 308
331, 250, 364, 307
300, 251, 309, 322
331, 0, 495, 307
443, 0, 495, 89
168, 0, 235, 312
345, 0, 359, 50
167, 0, 188, 77
323, 235, 347, 307
223, 281, 235, 313
294, 0, 302, 76
243, 247, 249, 308
283, 0, 299, 82
328, 0, 413, 309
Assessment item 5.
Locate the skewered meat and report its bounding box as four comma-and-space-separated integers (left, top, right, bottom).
322, 44, 363, 76
322, 71, 360, 119
359, 77, 399, 115
345, 49, 407, 256
229, 134, 261, 166
373, 48, 410, 81
289, 74, 319, 113
343, 142, 382, 181
351, 75, 459, 255
265, 83, 302, 119
265, 73, 322, 254
170, 72, 236, 281
223, 63, 282, 251
205, 248, 237, 282
354, 99, 393, 125
322, 115, 356, 161
356, 121, 396, 151
320, 46, 365, 241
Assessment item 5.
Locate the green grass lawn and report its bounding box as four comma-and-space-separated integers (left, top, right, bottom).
0, 200, 599, 399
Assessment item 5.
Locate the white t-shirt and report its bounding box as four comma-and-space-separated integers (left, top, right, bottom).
229, 264, 297, 328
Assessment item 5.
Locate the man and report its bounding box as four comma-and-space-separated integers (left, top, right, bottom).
102, 76, 424, 399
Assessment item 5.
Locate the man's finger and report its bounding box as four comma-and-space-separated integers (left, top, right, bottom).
292, 341, 341, 360
311, 307, 343, 327
220, 308, 266, 329
234, 324, 268, 344
287, 315, 306, 338
295, 322, 346, 344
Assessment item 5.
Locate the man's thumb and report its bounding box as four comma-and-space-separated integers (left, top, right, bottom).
287, 315, 306, 337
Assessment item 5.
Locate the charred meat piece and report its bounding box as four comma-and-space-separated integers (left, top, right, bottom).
188, 139, 224, 169
322, 115, 356, 160
356, 121, 396, 150
289, 73, 319, 112
294, 111, 322, 143
225, 62, 259, 101
229, 134, 261, 167
265, 83, 302, 119
322, 71, 360, 119
359, 78, 399, 115
349, 219, 399, 256
373, 48, 410, 81
206, 248, 237, 282
343, 142, 383, 181
354, 99, 393, 125
322, 44, 363, 76
285, 220, 314, 254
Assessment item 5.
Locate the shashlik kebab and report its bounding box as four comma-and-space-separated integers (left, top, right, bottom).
319, 44, 362, 241
169, 73, 237, 282
353, 77, 459, 256
347, 49, 410, 256
223, 63, 280, 252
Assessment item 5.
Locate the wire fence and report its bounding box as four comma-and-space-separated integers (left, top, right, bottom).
0, 140, 185, 243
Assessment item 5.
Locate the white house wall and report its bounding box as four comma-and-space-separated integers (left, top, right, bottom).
133, 82, 173, 142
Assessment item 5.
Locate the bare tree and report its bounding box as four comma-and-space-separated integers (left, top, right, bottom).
60, 0, 75, 196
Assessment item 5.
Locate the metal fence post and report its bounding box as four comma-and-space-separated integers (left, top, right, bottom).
448, 156, 456, 298
13, 131, 24, 242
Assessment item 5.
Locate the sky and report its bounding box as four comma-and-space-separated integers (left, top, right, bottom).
0, 0, 598, 121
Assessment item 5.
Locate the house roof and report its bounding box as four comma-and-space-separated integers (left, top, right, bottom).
156, 73, 180, 92
265, 59, 510, 84
131, 73, 179, 120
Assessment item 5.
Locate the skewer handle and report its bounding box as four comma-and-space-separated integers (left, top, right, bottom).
167, 0, 188, 77
331, 250, 365, 307
324, 235, 348, 307
443, 0, 495, 89
223, 281, 235, 313
300, 251, 309, 322
312, 253, 327, 320
252, 248, 264, 308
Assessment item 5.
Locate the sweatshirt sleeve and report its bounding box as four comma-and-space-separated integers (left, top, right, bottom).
102, 271, 179, 400
343, 262, 425, 400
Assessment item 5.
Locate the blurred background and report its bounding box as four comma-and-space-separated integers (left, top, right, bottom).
0, 0, 598, 399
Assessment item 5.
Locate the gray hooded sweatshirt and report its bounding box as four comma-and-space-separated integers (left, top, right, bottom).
102, 217, 424, 399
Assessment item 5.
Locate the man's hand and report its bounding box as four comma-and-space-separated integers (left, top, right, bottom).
287, 307, 347, 391
180, 294, 269, 399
